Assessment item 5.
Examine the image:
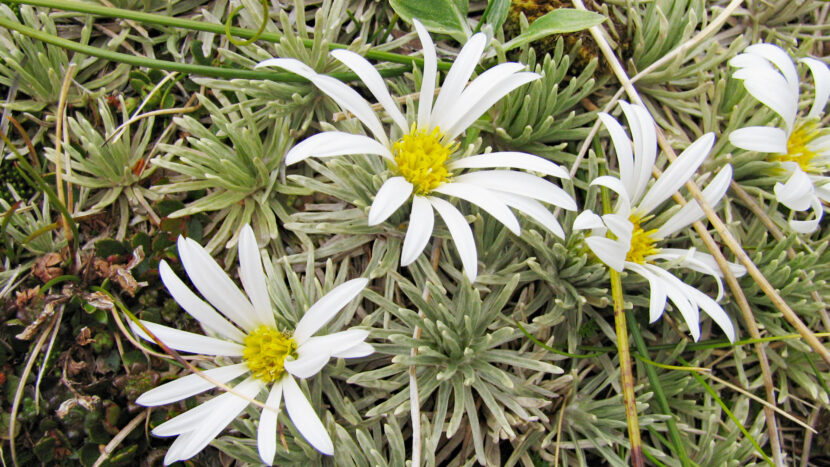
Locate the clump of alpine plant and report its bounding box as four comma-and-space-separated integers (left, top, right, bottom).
256, 18, 576, 282
355, 273, 562, 465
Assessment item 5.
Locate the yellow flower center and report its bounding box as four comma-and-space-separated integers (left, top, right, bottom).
772, 121, 821, 173
626, 213, 660, 264
393, 126, 457, 195
243, 326, 297, 383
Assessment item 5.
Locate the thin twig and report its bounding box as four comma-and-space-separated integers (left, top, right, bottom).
54, 64, 77, 245
10, 308, 62, 466
92, 410, 149, 467
408, 240, 443, 467
705, 373, 815, 433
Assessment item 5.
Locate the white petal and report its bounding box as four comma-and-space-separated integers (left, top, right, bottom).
789, 197, 824, 234
585, 236, 627, 272
414, 19, 438, 130
433, 182, 521, 235
621, 102, 658, 204
650, 267, 701, 341
745, 43, 799, 90
158, 261, 246, 343
737, 68, 798, 130
774, 167, 815, 211
730, 52, 775, 73
238, 225, 276, 329
333, 342, 374, 358
448, 152, 569, 179
627, 263, 668, 323
256, 58, 388, 145
802, 57, 830, 119
429, 196, 478, 281
293, 278, 369, 344
284, 350, 331, 379
444, 71, 540, 140
154, 377, 260, 438
284, 131, 392, 165
136, 363, 249, 407
177, 236, 259, 332
652, 248, 726, 300
299, 329, 370, 358
430, 32, 488, 126
655, 248, 746, 277
497, 191, 566, 238
163, 378, 260, 463
258, 382, 283, 466
590, 175, 632, 216
572, 210, 605, 231
656, 164, 733, 238
401, 195, 435, 266
282, 375, 334, 455
599, 113, 636, 197
683, 285, 737, 342
368, 177, 413, 225
602, 213, 634, 247
637, 133, 715, 215
647, 274, 668, 324
728, 126, 788, 154
330, 49, 409, 133
454, 170, 577, 210
131, 320, 244, 356
433, 62, 524, 132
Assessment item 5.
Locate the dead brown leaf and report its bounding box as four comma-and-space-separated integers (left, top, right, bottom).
91, 246, 147, 296
33, 252, 64, 283
76, 326, 93, 346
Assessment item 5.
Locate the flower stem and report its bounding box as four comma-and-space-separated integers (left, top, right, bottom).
608, 269, 645, 467
597, 147, 645, 467
0, 14, 408, 81
9, 0, 453, 71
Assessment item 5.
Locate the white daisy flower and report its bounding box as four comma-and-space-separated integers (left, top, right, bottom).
130, 224, 372, 465
255, 19, 575, 281
728, 43, 830, 233
574, 102, 745, 342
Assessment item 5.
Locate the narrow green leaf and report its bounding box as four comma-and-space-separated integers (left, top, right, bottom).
481, 0, 511, 32
390, 0, 471, 39
503, 9, 606, 51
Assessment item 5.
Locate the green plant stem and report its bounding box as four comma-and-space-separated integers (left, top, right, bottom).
515, 320, 605, 358
677, 357, 774, 466
597, 196, 644, 464
0, 14, 409, 81
0, 130, 79, 252
10, 0, 453, 71
597, 139, 644, 467
628, 316, 692, 466
609, 269, 645, 467
579, 332, 830, 354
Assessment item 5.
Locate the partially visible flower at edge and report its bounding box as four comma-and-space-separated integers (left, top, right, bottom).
256, 19, 576, 282
130, 224, 372, 465
728, 43, 830, 233
574, 102, 745, 342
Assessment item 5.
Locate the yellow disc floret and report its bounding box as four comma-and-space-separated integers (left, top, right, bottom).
773, 121, 822, 173
243, 326, 297, 383
393, 125, 457, 195
626, 213, 660, 264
